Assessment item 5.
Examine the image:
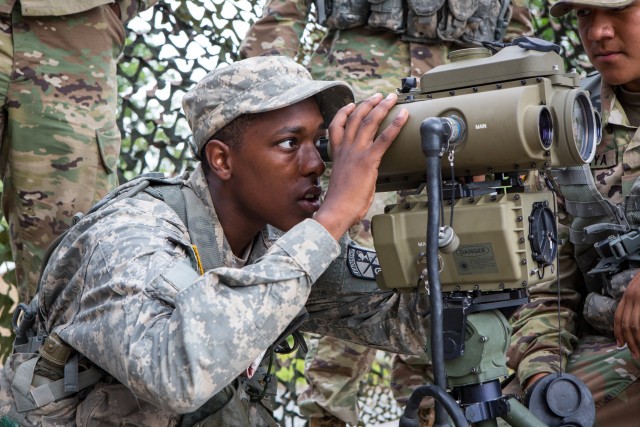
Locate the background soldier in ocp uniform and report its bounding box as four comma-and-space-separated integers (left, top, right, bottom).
506, 0, 640, 425
0, 0, 157, 349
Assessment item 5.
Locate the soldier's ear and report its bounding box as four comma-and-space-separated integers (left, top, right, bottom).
204, 140, 232, 181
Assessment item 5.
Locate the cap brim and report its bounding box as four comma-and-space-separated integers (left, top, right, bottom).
244, 80, 355, 126
550, 0, 635, 17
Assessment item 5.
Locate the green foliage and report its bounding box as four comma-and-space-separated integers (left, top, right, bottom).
0, 213, 16, 363
0, 219, 12, 273
529, 0, 590, 74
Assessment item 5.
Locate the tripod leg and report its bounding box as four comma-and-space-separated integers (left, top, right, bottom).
500, 397, 547, 427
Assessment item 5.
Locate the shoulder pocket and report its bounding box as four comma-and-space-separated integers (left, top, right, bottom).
146, 249, 201, 308
95, 123, 121, 175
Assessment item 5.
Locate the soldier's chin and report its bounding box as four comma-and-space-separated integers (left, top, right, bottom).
275, 214, 311, 232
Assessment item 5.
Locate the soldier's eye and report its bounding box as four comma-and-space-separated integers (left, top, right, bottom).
576, 8, 591, 17
277, 138, 297, 150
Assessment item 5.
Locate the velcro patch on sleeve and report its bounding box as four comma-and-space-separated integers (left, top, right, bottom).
346, 243, 380, 280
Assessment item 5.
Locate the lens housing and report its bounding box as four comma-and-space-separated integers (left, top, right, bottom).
538, 107, 553, 150
550, 89, 598, 166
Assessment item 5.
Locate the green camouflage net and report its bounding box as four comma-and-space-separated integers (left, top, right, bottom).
0, 0, 588, 424
531, 1, 592, 74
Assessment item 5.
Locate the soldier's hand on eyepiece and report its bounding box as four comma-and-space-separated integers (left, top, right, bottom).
314, 93, 408, 241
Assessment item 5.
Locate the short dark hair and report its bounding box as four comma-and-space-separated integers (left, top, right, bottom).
200, 113, 263, 172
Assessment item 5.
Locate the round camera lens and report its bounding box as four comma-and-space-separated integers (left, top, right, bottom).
572, 93, 596, 162
538, 107, 553, 149
594, 110, 602, 146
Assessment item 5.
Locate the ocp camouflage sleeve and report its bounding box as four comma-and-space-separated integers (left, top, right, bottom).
239, 0, 312, 58
507, 193, 582, 385
0, 0, 158, 17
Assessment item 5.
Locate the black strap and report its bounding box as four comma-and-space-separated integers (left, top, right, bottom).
495, 0, 512, 42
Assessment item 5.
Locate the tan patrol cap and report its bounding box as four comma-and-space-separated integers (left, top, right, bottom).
550, 0, 635, 17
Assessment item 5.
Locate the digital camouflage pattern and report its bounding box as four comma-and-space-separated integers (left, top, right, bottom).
549, 0, 636, 17
0, 0, 157, 307
182, 55, 353, 161
316, 0, 514, 47
508, 79, 640, 426
239, 1, 533, 423
0, 163, 432, 425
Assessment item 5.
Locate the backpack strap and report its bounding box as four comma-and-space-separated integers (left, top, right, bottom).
42, 171, 224, 277
11, 356, 103, 414
145, 184, 223, 271
37, 174, 162, 282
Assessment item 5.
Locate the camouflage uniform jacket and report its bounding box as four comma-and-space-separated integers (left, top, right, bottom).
508, 80, 640, 385
29, 164, 429, 420
0, 0, 156, 17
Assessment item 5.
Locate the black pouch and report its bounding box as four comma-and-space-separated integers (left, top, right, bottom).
318, 0, 370, 30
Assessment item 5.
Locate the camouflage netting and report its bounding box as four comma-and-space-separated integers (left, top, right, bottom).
0, 0, 588, 425
115, 0, 591, 179
531, 1, 592, 74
